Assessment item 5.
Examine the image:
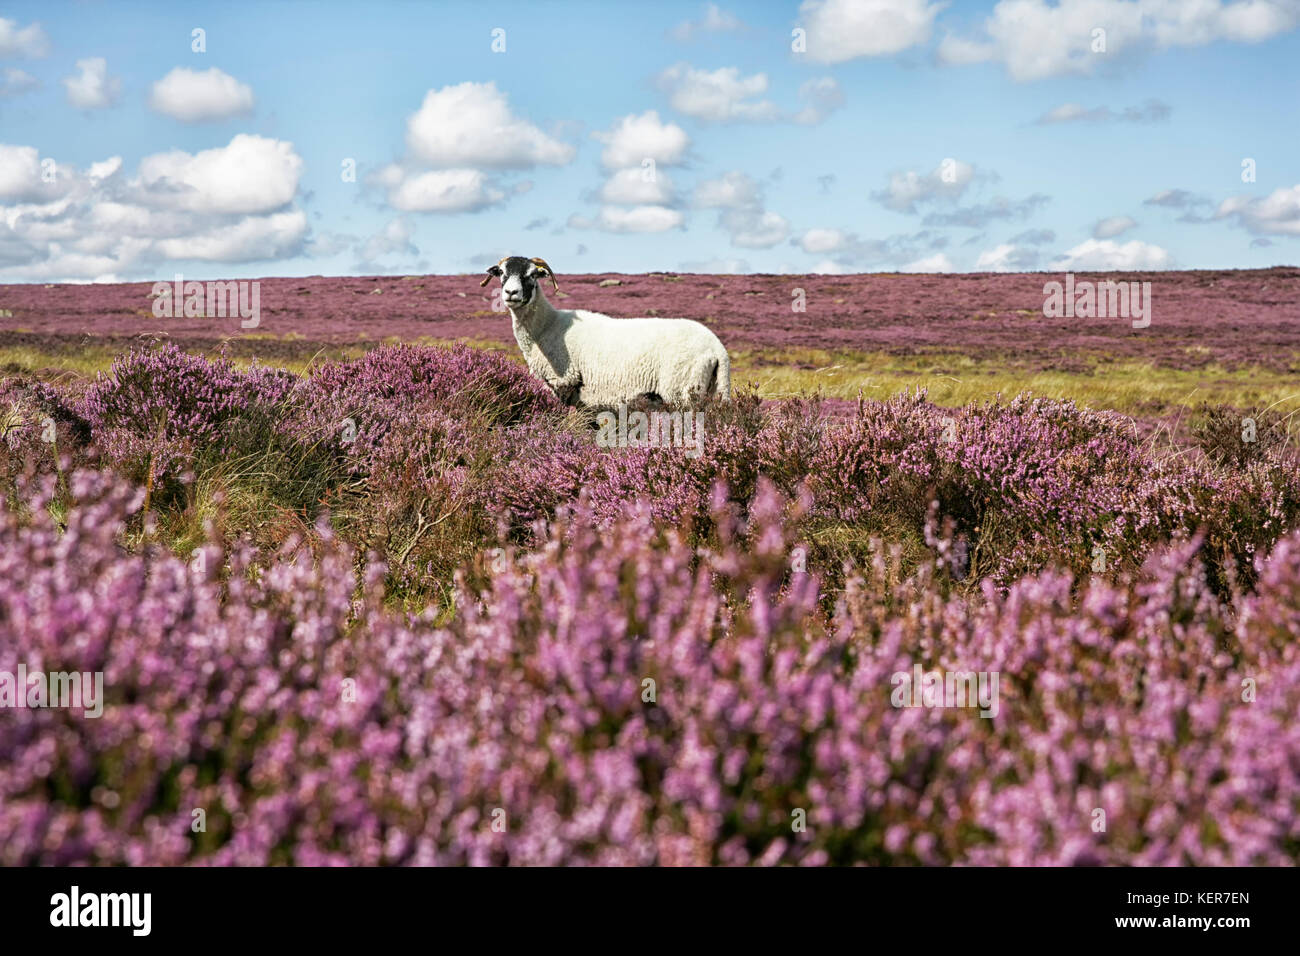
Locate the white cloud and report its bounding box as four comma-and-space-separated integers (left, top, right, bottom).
899, 252, 954, 272
798, 0, 943, 63
404, 82, 574, 169
1053, 238, 1172, 270
570, 205, 685, 233
357, 217, 418, 263
938, 0, 1300, 81
656, 63, 780, 122
692, 170, 788, 247
599, 167, 677, 205
149, 67, 255, 121
592, 111, 691, 170
594, 111, 691, 169
792, 76, 845, 124
672, 3, 744, 41
722, 207, 790, 248
798, 227, 849, 254
88, 157, 123, 181
380, 167, 506, 213
811, 259, 850, 274
1093, 215, 1137, 238
975, 243, 1040, 271
152, 209, 307, 261
0, 144, 47, 202
694, 171, 761, 208
137, 134, 301, 215
62, 58, 120, 110
0, 67, 37, 97
1216, 184, 1300, 235
0, 18, 49, 58
0, 135, 310, 280
874, 159, 976, 213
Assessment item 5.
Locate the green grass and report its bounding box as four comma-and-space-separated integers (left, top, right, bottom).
5, 339, 1300, 421
730, 347, 1300, 418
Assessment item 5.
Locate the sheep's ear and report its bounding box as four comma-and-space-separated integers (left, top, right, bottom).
479, 264, 503, 287
529, 257, 559, 293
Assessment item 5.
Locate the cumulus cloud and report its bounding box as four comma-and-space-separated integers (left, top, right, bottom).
356, 217, 418, 265
798, 0, 942, 62
593, 110, 690, 169
62, 58, 121, 110
720, 207, 790, 248
1052, 238, 1172, 270
899, 252, 954, 273
569, 205, 685, 233
873, 159, 976, 213
794, 227, 949, 268
0, 144, 51, 203
598, 167, 678, 206
574, 113, 691, 234
975, 243, 1040, 271
137, 134, 301, 215
0, 135, 309, 281
938, 0, 1300, 81
694, 171, 788, 248
1093, 215, 1137, 238
672, 3, 744, 41
375, 167, 505, 214
694, 170, 761, 209
0, 67, 37, 97
797, 227, 850, 254
657, 63, 780, 122
1034, 99, 1171, 124
875, 164, 1051, 230
404, 82, 574, 169
372, 82, 573, 216
792, 76, 845, 124
656, 63, 844, 124
1216, 184, 1300, 235
0, 18, 48, 58
149, 67, 255, 121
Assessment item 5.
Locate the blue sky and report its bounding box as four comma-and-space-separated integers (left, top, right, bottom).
0, 0, 1297, 281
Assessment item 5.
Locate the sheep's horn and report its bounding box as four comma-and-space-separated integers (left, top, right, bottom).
530, 257, 560, 293
480, 257, 507, 287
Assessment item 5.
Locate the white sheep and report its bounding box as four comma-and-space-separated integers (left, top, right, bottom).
480, 256, 731, 407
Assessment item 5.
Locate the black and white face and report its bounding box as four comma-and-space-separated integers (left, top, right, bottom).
483, 256, 553, 309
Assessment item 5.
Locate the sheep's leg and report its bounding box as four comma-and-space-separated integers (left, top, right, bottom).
551, 370, 583, 407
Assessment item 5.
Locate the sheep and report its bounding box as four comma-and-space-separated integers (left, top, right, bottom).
480, 256, 731, 408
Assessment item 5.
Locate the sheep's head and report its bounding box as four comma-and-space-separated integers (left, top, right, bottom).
480, 256, 558, 308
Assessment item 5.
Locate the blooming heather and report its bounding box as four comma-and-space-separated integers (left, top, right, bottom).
0, 473, 1297, 865
2, 342, 1299, 865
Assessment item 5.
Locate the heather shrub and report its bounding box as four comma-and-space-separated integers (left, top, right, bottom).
293, 343, 560, 467
77, 345, 302, 494
1192, 402, 1290, 467
0, 377, 91, 449
2, 470, 1298, 865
